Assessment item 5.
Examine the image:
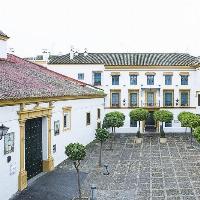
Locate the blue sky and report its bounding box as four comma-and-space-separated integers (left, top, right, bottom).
1, 0, 200, 57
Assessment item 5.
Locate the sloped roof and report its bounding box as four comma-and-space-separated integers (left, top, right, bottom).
48, 53, 200, 66
0, 54, 104, 102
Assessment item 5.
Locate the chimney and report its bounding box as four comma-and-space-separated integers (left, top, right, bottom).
42, 49, 50, 62
74, 50, 78, 56
70, 47, 74, 60
0, 30, 9, 59
84, 48, 88, 56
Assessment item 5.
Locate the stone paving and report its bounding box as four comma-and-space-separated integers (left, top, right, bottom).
60, 133, 200, 200
12, 134, 200, 200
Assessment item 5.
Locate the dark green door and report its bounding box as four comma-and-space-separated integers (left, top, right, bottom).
145, 111, 156, 132
25, 118, 43, 180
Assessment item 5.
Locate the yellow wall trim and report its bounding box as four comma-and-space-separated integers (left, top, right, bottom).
0, 95, 105, 107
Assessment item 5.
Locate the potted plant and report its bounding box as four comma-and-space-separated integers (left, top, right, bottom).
65, 143, 87, 200
95, 128, 110, 167
154, 110, 173, 143
102, 111, 125, 149
129, 108, 149, 143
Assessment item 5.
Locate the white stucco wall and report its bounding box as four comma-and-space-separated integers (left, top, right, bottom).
0, 105, 20, 200
0, 97, 104, 200
51, 98, 104, 166
47, 64, 104, 89
47, 63, 200, 133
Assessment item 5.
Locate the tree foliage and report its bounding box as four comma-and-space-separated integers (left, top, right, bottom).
95, 128, 110, 142
179, 112, 200, 129
154, 110, 173, 138
65, 143, 86, 161
129, 108, 149, 138
154, 110, 173, 123
129, 108, 149, 122
103, 111, 125, 130
194, 127, 200, 143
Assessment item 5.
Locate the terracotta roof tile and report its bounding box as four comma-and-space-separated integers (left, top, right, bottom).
48, 53, 200, 66
0, 54, 104, 101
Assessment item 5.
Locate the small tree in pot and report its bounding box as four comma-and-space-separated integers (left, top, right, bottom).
178, 111, 191, 133
129, 108, 149, 138
154, 110, 173, 140
65, 143, 86, 200
95, 128, 110, 167
179, 112, 200, 144
103, 111, 125, 149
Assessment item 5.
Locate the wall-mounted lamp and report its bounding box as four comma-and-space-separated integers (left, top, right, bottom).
176, 98, 179, 106
123, 99, 126, 106
0, 124, 9, 140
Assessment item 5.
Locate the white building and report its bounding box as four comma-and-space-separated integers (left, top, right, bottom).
46, 51, 200, 134
0, 32, 105, 200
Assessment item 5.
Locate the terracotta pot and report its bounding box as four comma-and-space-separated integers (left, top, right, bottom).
160, 137, 167, 144
135, 137, 143, 144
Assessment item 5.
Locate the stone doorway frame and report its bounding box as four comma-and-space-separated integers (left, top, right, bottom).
18, 103, 54, 191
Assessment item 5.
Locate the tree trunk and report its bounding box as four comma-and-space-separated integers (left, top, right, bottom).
99, 141, 103, 167
109, 127, 114, 150
74, 161, 81, 200
191, 127, 193, 145
137, 121, 141, 138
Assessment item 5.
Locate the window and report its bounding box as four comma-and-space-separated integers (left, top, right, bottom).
198, 94, 200, 106
63, 107, 71, 130
130, 118, 137, 127
181, 75, 188, 85
78, 73, 84, 80
130, 75, 137, 85
163, 90, 174, 107
165, 75, 172, 85
86, 113, 91, 125
180, 90, 190, 106
93, 72, 101, 86
147, 75, 154, 85
165, 121, 172, 127
112, 75, 119, 85
111, 90, 120, 107
129, 91, 138, 107
97, 108, 101, 119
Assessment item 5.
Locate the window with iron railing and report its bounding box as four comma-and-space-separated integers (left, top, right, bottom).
180, 91, 190, 106
111, 92, 120, 107
163, 91, 174, 107
129, 92, 138, 107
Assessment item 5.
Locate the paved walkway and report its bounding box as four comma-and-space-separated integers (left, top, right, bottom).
12, 134, 200, 200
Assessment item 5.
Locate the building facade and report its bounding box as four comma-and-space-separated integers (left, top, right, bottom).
47, 52, 200, 133
0, 32, 105, 200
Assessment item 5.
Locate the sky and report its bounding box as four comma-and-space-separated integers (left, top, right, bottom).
0, 0, 200, 57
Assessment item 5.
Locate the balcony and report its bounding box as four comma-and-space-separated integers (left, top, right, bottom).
141, 102, 160, 108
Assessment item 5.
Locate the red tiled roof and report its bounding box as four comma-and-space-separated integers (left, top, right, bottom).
0, 54, 104, 102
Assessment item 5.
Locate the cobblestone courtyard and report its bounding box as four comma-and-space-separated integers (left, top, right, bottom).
61, 134, 200, 200
13, 134, 200, 200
